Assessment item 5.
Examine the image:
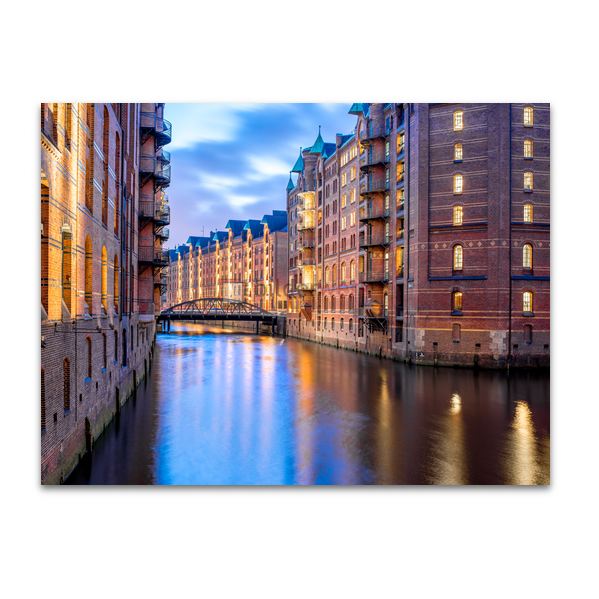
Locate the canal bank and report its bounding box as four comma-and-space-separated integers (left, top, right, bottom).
66, 323, 550, 485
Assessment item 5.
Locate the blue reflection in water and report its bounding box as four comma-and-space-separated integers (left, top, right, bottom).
66, 323, 550, 485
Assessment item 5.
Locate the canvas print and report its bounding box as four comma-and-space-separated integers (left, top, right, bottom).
41, 103, 550, 485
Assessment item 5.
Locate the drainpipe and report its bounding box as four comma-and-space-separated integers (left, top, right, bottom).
405, 104, 410, 356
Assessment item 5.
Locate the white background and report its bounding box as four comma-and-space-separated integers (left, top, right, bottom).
2, 0, 598, 597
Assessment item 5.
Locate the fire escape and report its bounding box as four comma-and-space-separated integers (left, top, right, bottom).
296, 192, 316, 320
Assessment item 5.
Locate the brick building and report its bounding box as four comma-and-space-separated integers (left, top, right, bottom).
41, 103, 171, 484
165, 210, 288, 312
287, 103, 549, 368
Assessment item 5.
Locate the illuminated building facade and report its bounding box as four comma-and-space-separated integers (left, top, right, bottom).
287, 103, 550, 368
41, 103, 171, 484
165, 210, 288, 312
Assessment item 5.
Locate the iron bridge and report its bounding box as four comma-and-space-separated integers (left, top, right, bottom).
158, 298, 278, 331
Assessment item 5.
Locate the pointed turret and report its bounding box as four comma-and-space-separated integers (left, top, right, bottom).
286, 173, 295, 191
309, 126, 325, 154
291, 147, 304, 173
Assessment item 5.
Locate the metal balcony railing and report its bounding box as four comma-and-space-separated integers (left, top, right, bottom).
139, 196, 171, 225
140, 112, 172, 147
360, 205, 390, 221
397, 201, 405, 214
298, 237, 315, 249
140, 153, 171, 185
360, 178, 389, 194
359, 271, 389, 284
396, 268, 404, 279
397, 229, 405, 241
139, 246, 169, 264
360, 152, 389, 168
359, 124, 390, 141
359, 234, 390, 247
297, 282, 316, 291
298, 257, 316, 266
156, 227, 169, 240
297, 220, 315, 231
357, 307, 389, 318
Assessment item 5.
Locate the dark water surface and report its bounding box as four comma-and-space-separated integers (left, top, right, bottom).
66, 323, 550, 485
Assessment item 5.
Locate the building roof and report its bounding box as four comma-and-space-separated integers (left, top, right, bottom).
168, 249, 178, 262
286, 174, 295, 190
272, 209, 287, 217
244, 219, 263, 238
261, 213, 287, 232
211, 230, 229, 244
224, 219, 247, 237
291, 148, 304, 173
322, 142, 337, 159
309, 127, 325, 154
348, 103, 369, 116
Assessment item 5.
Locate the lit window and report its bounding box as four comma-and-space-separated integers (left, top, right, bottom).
524, 107, 533, 127
523, 244, 533, 269
524, 204, 533, 222
341, 193, 347, 208
454, 111, 464, 131
341, 216, 347, 231
523, 291, 533, 313
454, 143, 463, 161
524, 172, 533, 191
453, 245, 463, 270
350, 189, 356, 203
454, 206, 463, 225
524, 139, 533, 158
350, 166, 356, 181
341, 264, 346, 282
454, 174, 463, 194
342, 172, 347, 186
350, 261, 355, 281
453, 291, 462, 312
350, 211, 356, 226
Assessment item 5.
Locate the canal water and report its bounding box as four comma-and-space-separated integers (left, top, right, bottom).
66, 323, 550, 485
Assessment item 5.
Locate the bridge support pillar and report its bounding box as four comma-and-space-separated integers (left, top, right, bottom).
271, 319, 275, 336
167, 316, 171, 332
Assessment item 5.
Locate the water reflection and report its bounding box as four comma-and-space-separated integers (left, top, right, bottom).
66, 323, 550, 485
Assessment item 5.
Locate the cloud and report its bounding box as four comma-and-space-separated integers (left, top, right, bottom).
246, 155, 290, 181
165, 103, 266, 150
225, 194, 262, 208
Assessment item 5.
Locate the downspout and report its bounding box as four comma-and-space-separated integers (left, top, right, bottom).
508, 103, 513, 368
405, 104, 410, 354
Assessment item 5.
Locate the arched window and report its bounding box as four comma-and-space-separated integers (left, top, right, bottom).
349, 319, 353, 333
65, 103, 72, 150
331, 295, 336, 312
350, 261, 355, 282
62, 228, 73, 314
349, 294, 354, 311
453, 111, 464, 131
332, 318, 335, 330
122, 329, 127, 367
86, 104, 94, 212
524, 324, 533, 344
524, 172, 533, 191
101, 246, 107, 314
324, 317, 327, 330
524, 139, 533, 158
114, 254, 119, 313
332, 264, 337, 283
454, 206, 463, 226
63, 358, 70, 411
453, 245, 463, 270
86, 337, 92, 380
524, 204, 533, 223
384, 294, 388, 316
324, 296, 328, 312
325, 266, 330, 285
341, 318, 344, 331
523, 291, 533, 313
85, 236, 93, 315
454, 174, 463, 194
524, 106, 533, 126
523, 244, 533, 269
131, 325, 134, 352
341, 263, 346, 283
114, 130, 121, 236
454, 143, 463, 161
340, 295, 345, 312
453, 290, 463, 313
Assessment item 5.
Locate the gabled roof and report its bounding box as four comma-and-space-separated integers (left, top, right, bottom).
168, 249, 178, 262
348, 103, 369, 116
286, 174, 295, 190
309, 127, 325, 154
322, 142, 336, 160
225, 219, 246, 237
244, 219, 263, 238
177, 244, 190, 257
261, 214, 287, 232
272, 210, 287, 217
192, 236, 212, 249
338, 133, 354, 148
212, 230, 228, 244
291, 148, 304, 173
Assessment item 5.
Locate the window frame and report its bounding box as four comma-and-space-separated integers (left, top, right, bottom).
453, 174, 463, 195
453, 111, 464, 131
523, 106, 533, 127
453, 245, 463, 271
453, 206, 463, 226
454, 142, 463, 162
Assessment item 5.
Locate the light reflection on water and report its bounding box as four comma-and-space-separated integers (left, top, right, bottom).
67, 323, 550, 485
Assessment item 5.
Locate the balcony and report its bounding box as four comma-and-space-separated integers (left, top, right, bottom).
139, 196, 171, 225
298, 237, 315, 249
359, 271, 389, 284
360, 178, 389, 194
396, 268, 404, 280
156, 227, 169, 240
296, 282, 316, 291
359, 234, 390, 247
359, 124, 390, 143
140, 112, 172, 147
298, 257, 316, 267
140, 152, 171, 187
139, 246, 169, 265
397, 201, 405, 215
360, 152, 389, 170
297, 219, 315, 231
357, 307, 389, 319
360, 205, 390, 222
396, 229, 405, 242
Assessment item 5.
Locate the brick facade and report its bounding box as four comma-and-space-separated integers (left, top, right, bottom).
287, 103, 550, 368
41, 103, 171, 484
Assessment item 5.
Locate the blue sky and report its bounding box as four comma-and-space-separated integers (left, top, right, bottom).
162, 103, 359, 248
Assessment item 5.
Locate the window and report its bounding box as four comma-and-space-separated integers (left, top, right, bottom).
350, 189, 356, 203
453, 291, 463, 313
453, 324, 461, 341
341, 216, 347, 230
103, 333, 107, 369
342, 193, 347, 208
114, 331, 118, 362
349, 319, 353, 333
324, 317, 328, 329
454, 174, 463, 194
64, 358, 71, 411
523, 291, 533, 313
524, 139, 533, 158
524, 106, 533, 127
41, 368, 46, 431
523, 244, 533, 269
454, 206, 463, 226
340, 318, 344, 331
454, 111, 464, 131
332, 318, 335, 330
101, 246, 108, 314
524, 204, 533, 222
342, 172, 347, 186
350, 166, 356, 181
350, 261, 355, 282
453, 245, 463, 270
341, 263, 346, 283
524, 324, 533, 344
350, 211, 356, 227
524, 172, 533, 191
454, 143, 463, 161
85, 236, 93, 315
